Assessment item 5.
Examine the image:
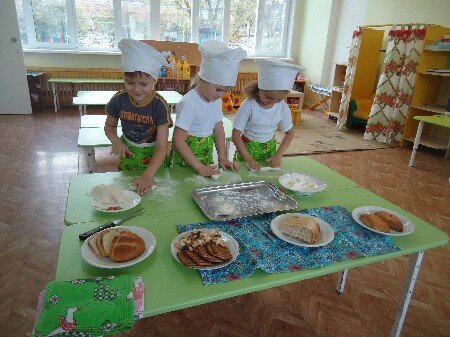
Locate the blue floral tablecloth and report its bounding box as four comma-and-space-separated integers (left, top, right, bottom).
177, 205, 400, 285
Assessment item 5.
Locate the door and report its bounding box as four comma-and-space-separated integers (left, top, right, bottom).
0, 1, 32, 114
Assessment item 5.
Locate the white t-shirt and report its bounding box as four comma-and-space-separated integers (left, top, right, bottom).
233, 98, 293, 143
174, 90, 223, 137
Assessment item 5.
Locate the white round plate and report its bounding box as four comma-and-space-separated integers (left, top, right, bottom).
352, 206, 415, 236
270, 213, 334, 247
81, 226, 156, 269
171, 229, 239, 270
90, 190, 141, 213
279, 173, 327, 195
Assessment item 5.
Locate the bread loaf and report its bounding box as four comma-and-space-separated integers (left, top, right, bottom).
359, 213, 390, 233
278, 214, 321, 243
88, 228, 145, 262
375, 211, 403, 232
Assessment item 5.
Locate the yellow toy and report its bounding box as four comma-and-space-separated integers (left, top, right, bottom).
176, 59, 183, 78
182, 57, 190, 79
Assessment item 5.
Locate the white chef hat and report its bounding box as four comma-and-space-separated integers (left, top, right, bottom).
198, 40, 247, 87
118, 39, 168, 80
255, 58, 305, 91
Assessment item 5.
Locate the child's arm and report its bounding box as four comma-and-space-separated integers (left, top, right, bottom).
214, 122, 239, 171
267, 128, 294, 167
232, 128, 260, 171
133, 125, 169, 195
104, 115, 131, 157
173, 126, 219, 176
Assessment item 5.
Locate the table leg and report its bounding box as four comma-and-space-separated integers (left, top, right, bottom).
390, 251, 424, 337
85, 148, 97, 173
51, 83, 58, 113
408, 121, 424, 167
445, 139, 450, 159
335, 269, 348, 293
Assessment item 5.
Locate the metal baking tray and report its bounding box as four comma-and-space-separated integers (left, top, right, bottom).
192, 181, 298, 220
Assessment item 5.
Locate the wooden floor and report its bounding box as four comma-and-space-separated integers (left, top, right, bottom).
0, 108, 449, 337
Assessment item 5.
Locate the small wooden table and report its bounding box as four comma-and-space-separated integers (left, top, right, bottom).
48, 78, 124, 112
73, 90, 183, 116
408, 115, 450, 167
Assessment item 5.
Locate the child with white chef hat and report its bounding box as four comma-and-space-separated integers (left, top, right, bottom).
104, 39, 172, 195
171, 40, 247, 177
232, 58, 305, 171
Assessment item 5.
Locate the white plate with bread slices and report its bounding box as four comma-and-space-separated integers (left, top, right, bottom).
81, 226, 156, 269
352, 206, 414, 236
279, 173, 327, 195
171, 229, 239, 270
270, 213, 334, 247
90, 185, 141, 213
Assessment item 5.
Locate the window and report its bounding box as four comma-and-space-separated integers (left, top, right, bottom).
160, 0, 192, 42
15, 0, 293, 57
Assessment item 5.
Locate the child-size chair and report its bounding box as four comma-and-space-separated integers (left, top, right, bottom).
347, 94, 375, 128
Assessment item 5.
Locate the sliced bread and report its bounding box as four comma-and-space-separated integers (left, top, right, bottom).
278, 214, 321, 243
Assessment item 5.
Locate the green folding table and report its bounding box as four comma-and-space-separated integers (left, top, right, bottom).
65, 156, 357, 225
409, 114, 450, 166
56, 186, 448, 337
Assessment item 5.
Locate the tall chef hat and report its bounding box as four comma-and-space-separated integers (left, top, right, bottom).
118, 39, 168, 80
255, 58, 305, 91
198, 40, 247, 87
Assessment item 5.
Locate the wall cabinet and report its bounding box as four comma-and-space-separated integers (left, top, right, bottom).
402, 25, 450, 151
328, 27, 384, 119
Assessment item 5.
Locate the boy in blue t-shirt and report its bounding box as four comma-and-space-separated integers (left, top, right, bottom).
104, 39, 172, 195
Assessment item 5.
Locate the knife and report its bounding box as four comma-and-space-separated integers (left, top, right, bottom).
79, 208, 144, 240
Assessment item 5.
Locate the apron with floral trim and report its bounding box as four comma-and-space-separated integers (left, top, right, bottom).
234, 135, 276, 162
171, 134, 215, 167
118, 136, 170, 171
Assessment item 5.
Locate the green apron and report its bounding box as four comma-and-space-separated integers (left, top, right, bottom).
118, 136, 170, 171
171, 134, 215, 167
233, 135, 276, 162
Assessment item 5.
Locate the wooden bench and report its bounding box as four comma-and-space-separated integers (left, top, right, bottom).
73, 90, 183, 116
78, 114, 234, 173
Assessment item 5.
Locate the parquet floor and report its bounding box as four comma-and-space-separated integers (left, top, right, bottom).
0, 107, 448, 337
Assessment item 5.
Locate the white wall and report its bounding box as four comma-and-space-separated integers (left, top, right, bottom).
0, 1, 31, 114
323, 0, 368, 87
364, 0, 450, 26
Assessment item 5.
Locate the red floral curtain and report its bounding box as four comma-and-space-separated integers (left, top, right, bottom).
337, 28, 363, 130
363, 26, 426, 143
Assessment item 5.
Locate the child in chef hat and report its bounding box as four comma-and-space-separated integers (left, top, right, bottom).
171, 40, 247, 177
232, 58, 305, 170
104, 39, 173, 195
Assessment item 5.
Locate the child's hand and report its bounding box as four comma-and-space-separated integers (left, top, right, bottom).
219, 159, 240, 171
133, 174, 154, 195
266, 155, 282, 168
245, 158, 261, 171
111, 140, 132, 158
197, 165, 219, 177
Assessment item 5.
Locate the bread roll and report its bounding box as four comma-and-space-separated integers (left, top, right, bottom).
359, 213, 390, 233
88, 228, 145, 262
278, 214, 321, 243
109, 234, 145, 262
375, 211, 403, 232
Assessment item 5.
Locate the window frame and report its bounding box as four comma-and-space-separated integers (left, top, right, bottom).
18, 0, 294, 58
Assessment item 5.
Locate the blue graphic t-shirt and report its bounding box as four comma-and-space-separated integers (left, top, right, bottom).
106, 90, 172, 144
